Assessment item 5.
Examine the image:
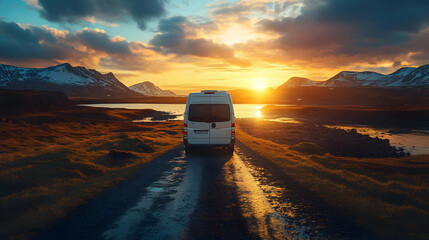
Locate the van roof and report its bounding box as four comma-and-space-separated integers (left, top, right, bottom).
187, 90, 232, 104
200, 90, 227, 94
188, 90, 230, 97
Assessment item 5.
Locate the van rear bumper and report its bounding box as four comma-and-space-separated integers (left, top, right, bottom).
183, 139, 235, 147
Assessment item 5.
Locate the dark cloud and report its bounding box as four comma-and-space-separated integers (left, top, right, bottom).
255, 0, 429, 67
302, 0, 429, 38
149, 16, 251, 67
71, 29, 131, 55
0, 20, 134, 61
0, 20, 148, 70
37, 0, 167, 30
0, 20, 72, 60
408, 28, 429, 64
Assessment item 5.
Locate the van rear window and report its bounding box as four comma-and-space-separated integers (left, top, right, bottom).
188, 104, 230, 122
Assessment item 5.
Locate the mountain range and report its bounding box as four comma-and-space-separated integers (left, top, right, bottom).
279, 64, 429, 88
1, 63, 428, 99
0, 63, 176, 98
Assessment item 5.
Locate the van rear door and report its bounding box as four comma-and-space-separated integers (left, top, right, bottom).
187, 102, 210, 145
209, 95, 232, 145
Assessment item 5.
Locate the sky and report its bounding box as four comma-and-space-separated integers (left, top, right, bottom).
1, 0, 429, 94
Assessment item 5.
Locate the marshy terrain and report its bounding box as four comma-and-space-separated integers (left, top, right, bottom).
237, 119, 429, 240
0, 91, 182, 239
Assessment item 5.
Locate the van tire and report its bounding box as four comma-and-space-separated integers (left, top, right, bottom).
227, 146, 234, 154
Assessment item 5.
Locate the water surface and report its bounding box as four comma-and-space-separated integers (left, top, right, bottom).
80, 103, 275, 120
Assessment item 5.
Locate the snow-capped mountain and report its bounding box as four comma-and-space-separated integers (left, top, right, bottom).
400, 65, 429, 86
129, 81, 176, 96
0, 63, 140, 98
322, 71, 385, 87
279, 64, 429, 88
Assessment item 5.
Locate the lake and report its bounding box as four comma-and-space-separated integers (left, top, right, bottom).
80, 103, 279, 120
80, 103, 429, 155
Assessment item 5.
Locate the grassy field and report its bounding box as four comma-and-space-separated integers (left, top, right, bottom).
0, 108, 182, 239
237, 122, 429, 240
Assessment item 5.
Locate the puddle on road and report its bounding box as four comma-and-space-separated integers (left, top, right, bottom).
103, 151, 202, 240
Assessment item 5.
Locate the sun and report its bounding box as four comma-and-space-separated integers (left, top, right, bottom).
252, 80, 267, 91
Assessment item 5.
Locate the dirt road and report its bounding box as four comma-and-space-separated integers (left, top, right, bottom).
36, 143, 369, 240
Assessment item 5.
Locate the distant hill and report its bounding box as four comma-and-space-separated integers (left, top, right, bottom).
279, 64, 429, 88
129, 81, 176, 96
279, 77, 321, 87
0, 63, 140, 98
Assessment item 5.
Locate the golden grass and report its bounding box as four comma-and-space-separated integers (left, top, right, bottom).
236, 125, 429, 240
0, 118, 182, 239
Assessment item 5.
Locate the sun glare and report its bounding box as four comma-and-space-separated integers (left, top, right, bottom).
252, 81, 267, 91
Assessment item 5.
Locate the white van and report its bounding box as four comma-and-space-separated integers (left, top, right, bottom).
183, 90, 235, 153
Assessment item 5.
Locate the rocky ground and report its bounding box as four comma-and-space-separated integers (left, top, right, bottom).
237, 119, 406, 158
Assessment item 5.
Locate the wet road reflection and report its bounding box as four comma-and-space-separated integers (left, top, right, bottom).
37, 146, 352, 240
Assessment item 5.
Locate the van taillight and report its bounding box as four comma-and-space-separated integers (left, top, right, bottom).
204, 91, 215, 94
231, 123, 235, 138
183, 123, 188, 137
231, 123, 235, 127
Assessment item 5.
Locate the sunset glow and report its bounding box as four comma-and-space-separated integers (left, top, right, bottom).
215, 24, 261, 45
252, 80, 267, 91
0, 0, 428, 95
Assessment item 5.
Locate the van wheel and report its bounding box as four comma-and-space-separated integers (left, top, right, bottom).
227, 146, 234, 154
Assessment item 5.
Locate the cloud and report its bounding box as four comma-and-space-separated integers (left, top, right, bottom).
211, 4, 254, 16
250, 0, 429, 69
208, 0, 303, 22
149, 16, 251, 67
301, 0, 429, 39
71, 28, 131, 55
24, 0, 42, 9
0, 18, 251, 73
408, 28, 429, 64
36, 0, 167, 30
0, 20, 151, 69
0, 20, 74, 60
